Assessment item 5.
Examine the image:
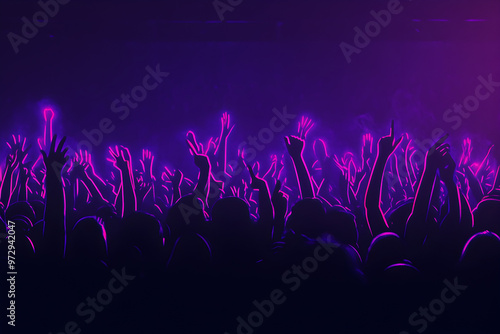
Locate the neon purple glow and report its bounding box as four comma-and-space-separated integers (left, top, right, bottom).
1, 6, 498, 331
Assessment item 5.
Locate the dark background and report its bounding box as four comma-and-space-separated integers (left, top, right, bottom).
1, 0, 499, 174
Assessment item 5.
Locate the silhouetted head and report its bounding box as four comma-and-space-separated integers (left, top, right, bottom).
123, 212, 164, 261
473, 199, 500, 235
286, 198, 326, 238
323, 207, 358, 246
459, 230, 500, 282
9, 216, 32, 235
166, 194, 207, 234
383, 262, 421, 283
67, 217, 107, 262
6, 201, 35, 223
365, 232, 405, 276
212, 197, 251, 227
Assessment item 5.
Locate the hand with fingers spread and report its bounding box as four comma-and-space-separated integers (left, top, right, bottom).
140, 149, 156, 183
41, 135, 69, 174
297, 116, 314, 140
108, 145, 136, 217
108, 146, 130, 172
187, 137, 211, 205
6, 135, 30, 171
220, 112, 235, 139
40, 134, 68, 258
361, 133, 374, 168
214, 112, 234, 176
69, 155, 89, 181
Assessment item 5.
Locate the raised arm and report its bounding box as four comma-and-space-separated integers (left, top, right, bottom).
1, 136, 29, 208
72, 154, 108, 206
284, 135, 314, 199
186, 138, 211, 207
108, 146, 137, 218
163, 167, 183, 204
246, 162, 274, 223
405, 135, 449, 248
41, 135, 68, 258
214, 112, 234, 176
364, 121, 402, 237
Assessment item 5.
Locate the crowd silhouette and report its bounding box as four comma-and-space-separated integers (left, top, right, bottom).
2, 107, 499, 333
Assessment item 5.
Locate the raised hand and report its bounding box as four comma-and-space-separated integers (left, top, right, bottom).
69, 155, 89, 180
377, 121, 403, 159
245, 158, 273, 222
140, 149, 156, 183
220, 112, 235, 139
187, 137, 211, 206
40, 133, 68, 258
284, 135, 305, 159
297, 116, 314, 140
6, 135, 30, 170
284, 135, 314, 198
108, 146, 129, 171
41, 135, 68, 172
361, 133, 374, 167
